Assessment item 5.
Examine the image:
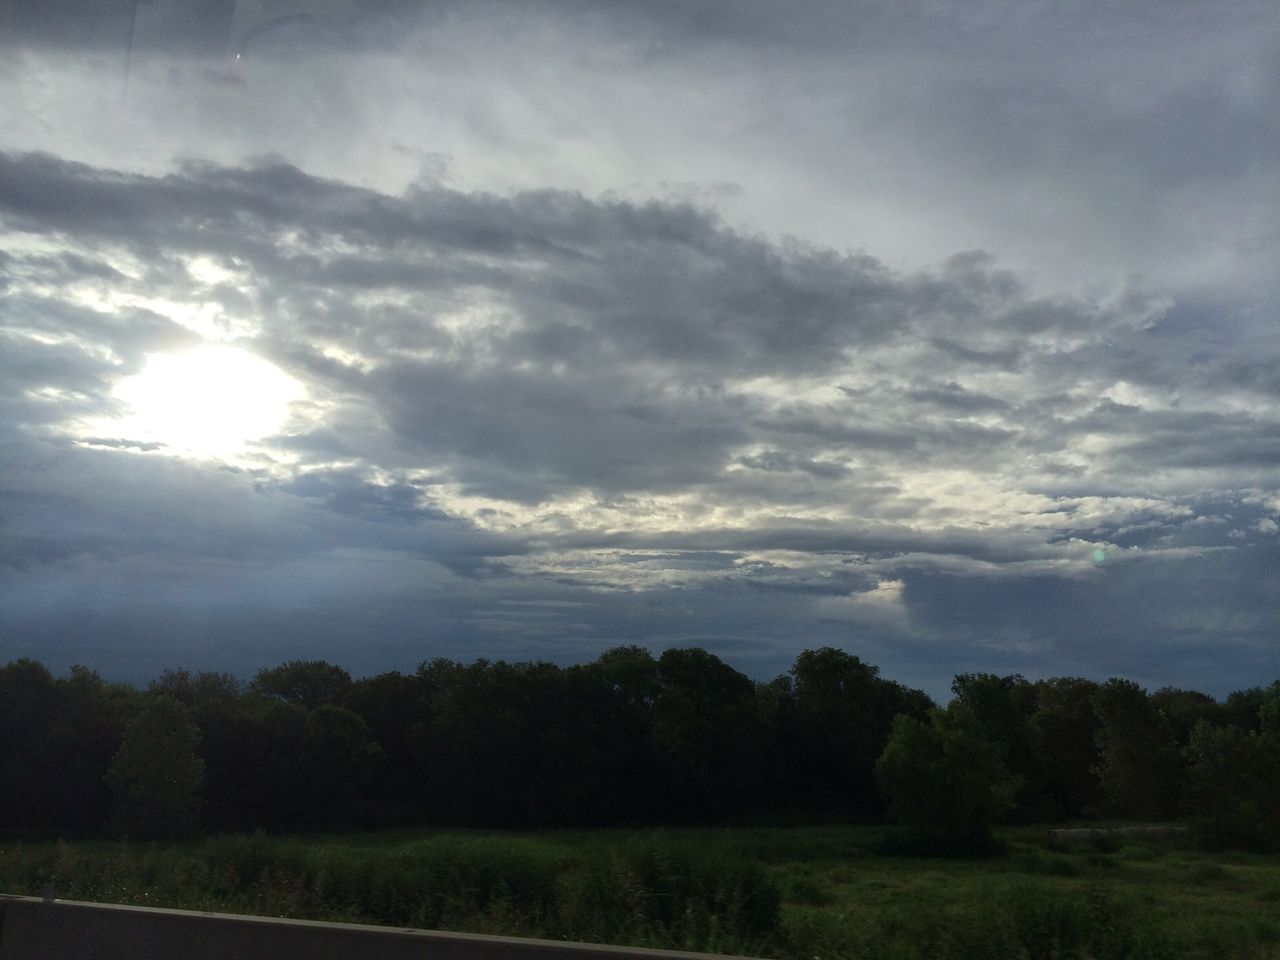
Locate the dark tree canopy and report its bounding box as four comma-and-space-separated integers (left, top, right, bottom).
789, 647, 932, 817
875, 702, 1022, 847
1031, 677, 1103, 818
1092, 678, 1185, 818
105, 695, 204, 840
1, 648, 1274, 850
951, 673, 1050, 820
251, 659, 353, 709
1184, 682, 1280, 851
0, 660, 131, 837
150, 668, 243, 707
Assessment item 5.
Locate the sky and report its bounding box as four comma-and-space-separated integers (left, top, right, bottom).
1, 0, 1277, 699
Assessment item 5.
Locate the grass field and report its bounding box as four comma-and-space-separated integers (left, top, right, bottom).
2, 825, 1278, 959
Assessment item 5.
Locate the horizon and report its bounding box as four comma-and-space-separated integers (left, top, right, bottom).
7, 643, 1271, 710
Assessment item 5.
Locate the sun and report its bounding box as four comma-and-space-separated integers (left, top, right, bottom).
108, 345, 303, 458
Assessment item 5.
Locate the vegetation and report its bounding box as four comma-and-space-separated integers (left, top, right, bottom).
1185, 698, 1280, 854
1, 648, 1277, 855
103, 695, 204, 840
2, 647, 1277, 956
2, 650, 1280, 957
2, 825, 1278, 959
875, 702, 1021, 851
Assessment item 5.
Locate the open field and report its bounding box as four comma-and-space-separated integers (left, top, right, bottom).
2, 825, 1278, 959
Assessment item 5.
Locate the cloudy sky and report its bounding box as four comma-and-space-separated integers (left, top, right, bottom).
1, 0, 1277, 698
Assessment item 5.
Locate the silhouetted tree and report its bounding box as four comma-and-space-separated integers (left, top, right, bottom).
1185, 726, 1278, 851
1223, 687, 1267, 733
301, 705, 384, 826
753, 673, 801, 816
0, 659, 61, 835
414, 658, 577, 826
0, 661, 130, 837
653, 648, 765, 821
151, 668, 243, 707
5, 652, 1271, 839
790, 647, 931, 816
1184, 683, 1280, 851
1092, 679, 1183, 818
951, 673, 1051, 820
1151, 686, 1223, 746
343, 670, 429, 822
196, 697, 311, 831
1032, 677, 1103, 817
576, 647, 666, 823
105, 695, 204, 840
876, 702, 1021, 848
251, 659, 352, 708
46, 666, 131, 836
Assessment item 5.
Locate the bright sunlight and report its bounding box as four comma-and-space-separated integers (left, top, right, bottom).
109, 345, 303, 459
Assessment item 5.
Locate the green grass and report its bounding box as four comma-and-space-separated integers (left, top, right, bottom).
2, 825, 1278, 959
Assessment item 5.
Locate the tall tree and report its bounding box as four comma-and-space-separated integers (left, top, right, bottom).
1185, 725, 1278, 851
105, 695, 204, 840
951, 673, 1050, 820
150, 668, 243, 707
1223, 687, 1268, 733
653, 648, 765, 820
47, 666, 131, 836
343, 670, 429, 821
790, 647, 930, 816
1184, 683, 1280, 851
0, 659, 61, 835
251, 660, 352, 708
1032, 677, 1102, 817
1151, 687, 1223, 746
301, 705, 384, 827
580, 647, 666, 823
1091, 679, 1183, 818
875, 702, 1021, 848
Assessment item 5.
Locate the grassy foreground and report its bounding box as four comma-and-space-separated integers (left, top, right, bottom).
2, 825, 1278, 959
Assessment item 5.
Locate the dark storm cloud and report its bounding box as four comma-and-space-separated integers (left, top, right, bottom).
0, 155, 1271, 500
1, 146, 1277, 692
0, 150, 1173, 501
902, 382, 1012, 414
0, 151, 915, 510
900, 540, 1280, 694
280, 469, 448, 524
0, 429, 520, 569
0, 152, 906, 374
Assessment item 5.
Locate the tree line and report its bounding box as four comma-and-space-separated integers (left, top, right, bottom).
1, 647, 1275, 850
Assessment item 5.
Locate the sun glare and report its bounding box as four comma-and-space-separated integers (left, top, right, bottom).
109, 346, 303, 458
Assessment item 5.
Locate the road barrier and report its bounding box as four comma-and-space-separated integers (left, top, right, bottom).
0, 895, 757, 960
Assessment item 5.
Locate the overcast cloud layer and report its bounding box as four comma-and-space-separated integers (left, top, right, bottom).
1, 1, 1277, 698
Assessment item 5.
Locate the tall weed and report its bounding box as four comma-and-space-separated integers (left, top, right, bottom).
0, 831, 779, 955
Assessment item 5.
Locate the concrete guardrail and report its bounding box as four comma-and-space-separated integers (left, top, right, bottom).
0, 895, 760, 960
